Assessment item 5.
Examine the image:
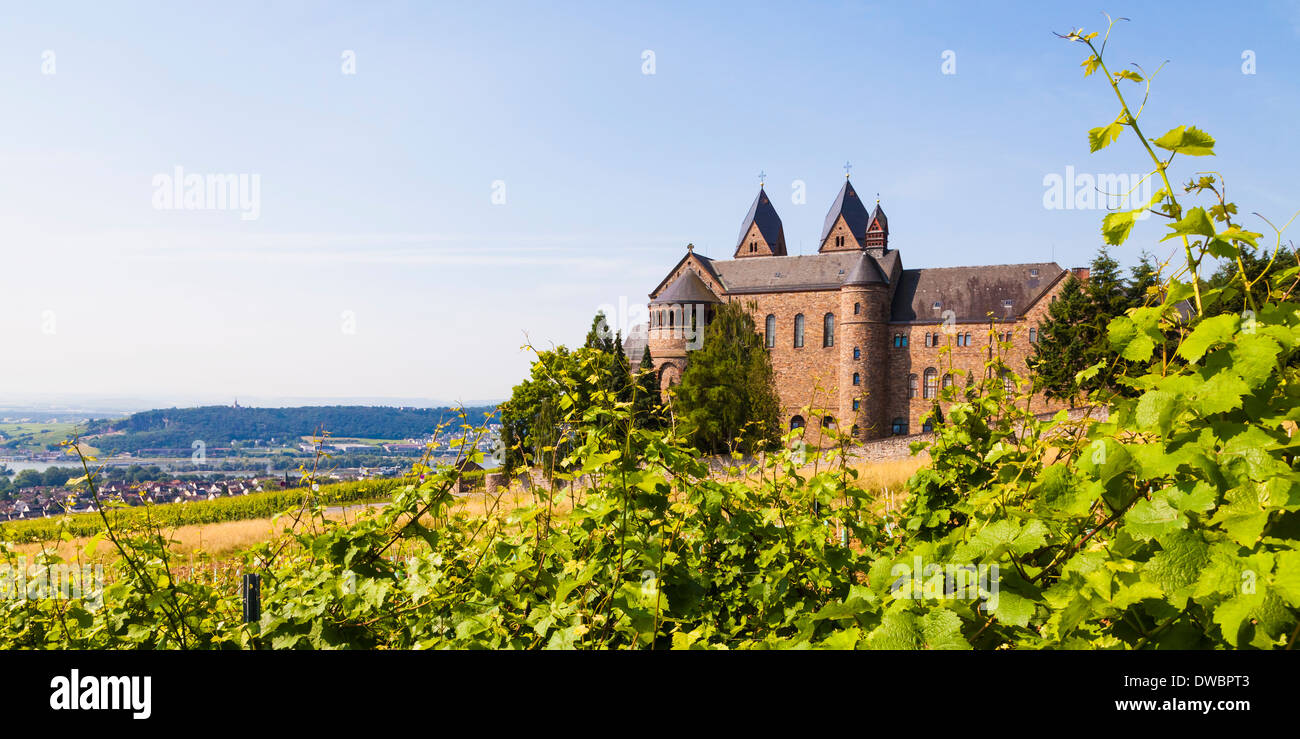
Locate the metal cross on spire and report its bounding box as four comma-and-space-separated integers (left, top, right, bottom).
758, 170, 766, 187
843, 161, 852, 178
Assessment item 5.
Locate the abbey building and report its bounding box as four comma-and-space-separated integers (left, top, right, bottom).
641, 178, 1083, 441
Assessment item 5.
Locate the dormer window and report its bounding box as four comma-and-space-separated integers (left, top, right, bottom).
932, 301, 941, 311
1002, 299, 1013, 309
1029, 268, 1039, 277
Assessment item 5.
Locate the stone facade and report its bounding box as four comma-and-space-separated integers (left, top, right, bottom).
642, 179, 1081, 443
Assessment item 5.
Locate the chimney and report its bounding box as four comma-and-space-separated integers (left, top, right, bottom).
1072, 267, 1090, 281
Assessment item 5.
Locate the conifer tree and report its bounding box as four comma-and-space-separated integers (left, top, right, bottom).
633, 345, 661, 428
672, 302, 781, 454
1029, 273, 1092, 405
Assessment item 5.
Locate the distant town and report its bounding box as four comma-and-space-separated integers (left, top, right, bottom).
0, 403, 501, 520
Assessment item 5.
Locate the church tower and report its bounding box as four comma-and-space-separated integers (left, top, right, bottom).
819, 178, 871, 253
864, 201, 889, 255
733, 185, 787, 257
839, 251, 890, 439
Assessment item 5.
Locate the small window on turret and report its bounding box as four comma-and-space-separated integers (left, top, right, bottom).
932, 301, 941, 311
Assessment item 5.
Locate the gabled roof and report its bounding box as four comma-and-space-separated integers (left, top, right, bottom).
843, 251, 888, 286
735, 187, 786, 254
650, 269, 722, 304
647, 249, 720, 298
819, 179, 871, 245
889, 262, 1065, 323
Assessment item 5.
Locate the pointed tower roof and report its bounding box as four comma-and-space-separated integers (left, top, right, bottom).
734, 186, 786, 255
650, 269, 721, 304
867, 202, 888, 233
819, 178, 871, 246
843, 251, 888, 286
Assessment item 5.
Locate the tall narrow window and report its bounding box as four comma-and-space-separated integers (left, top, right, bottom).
823, 313, 835, 347
854, 302, 861, 315
1029, 327, 1038, 343
765, 314, 776, 348
853, 347, 861, 360
853, 372, 860, 386
942, 374, 953, 391
908, 374, 918, 399
923, 368, 938, 399
793, 314, 805, 348
964, 332, 972, 346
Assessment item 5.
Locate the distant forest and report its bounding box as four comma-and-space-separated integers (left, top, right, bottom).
83, 405, 499, 454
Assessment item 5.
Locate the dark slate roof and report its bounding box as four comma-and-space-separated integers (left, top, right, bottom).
735, 187, 786, 254
710, 251, 891, 293
819, 179, 871, 245
889, 263, 1065, 323
843, 251, 887, 285
650, 269, 722, 304
868, 203, 888, 233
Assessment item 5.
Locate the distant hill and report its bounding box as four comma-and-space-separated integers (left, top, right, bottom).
82, 405, 498, 454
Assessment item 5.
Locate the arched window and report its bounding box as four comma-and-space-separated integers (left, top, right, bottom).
765, 314, 776, 348
942, 373, 953, 389
793, 314, 805, 348
891, 417, 908, 435
852, 372, 860, 386
853, 347, 861, 360
822, 416, 834, 429
1029, 327, 1038, 343
790, 415, 805, 430
823, 313, 835, 347
923, 368, 938, 399
1002, 371, 1015, 394
908, 373, 918, 399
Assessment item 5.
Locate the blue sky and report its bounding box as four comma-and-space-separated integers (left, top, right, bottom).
1, 0, 1298, 406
